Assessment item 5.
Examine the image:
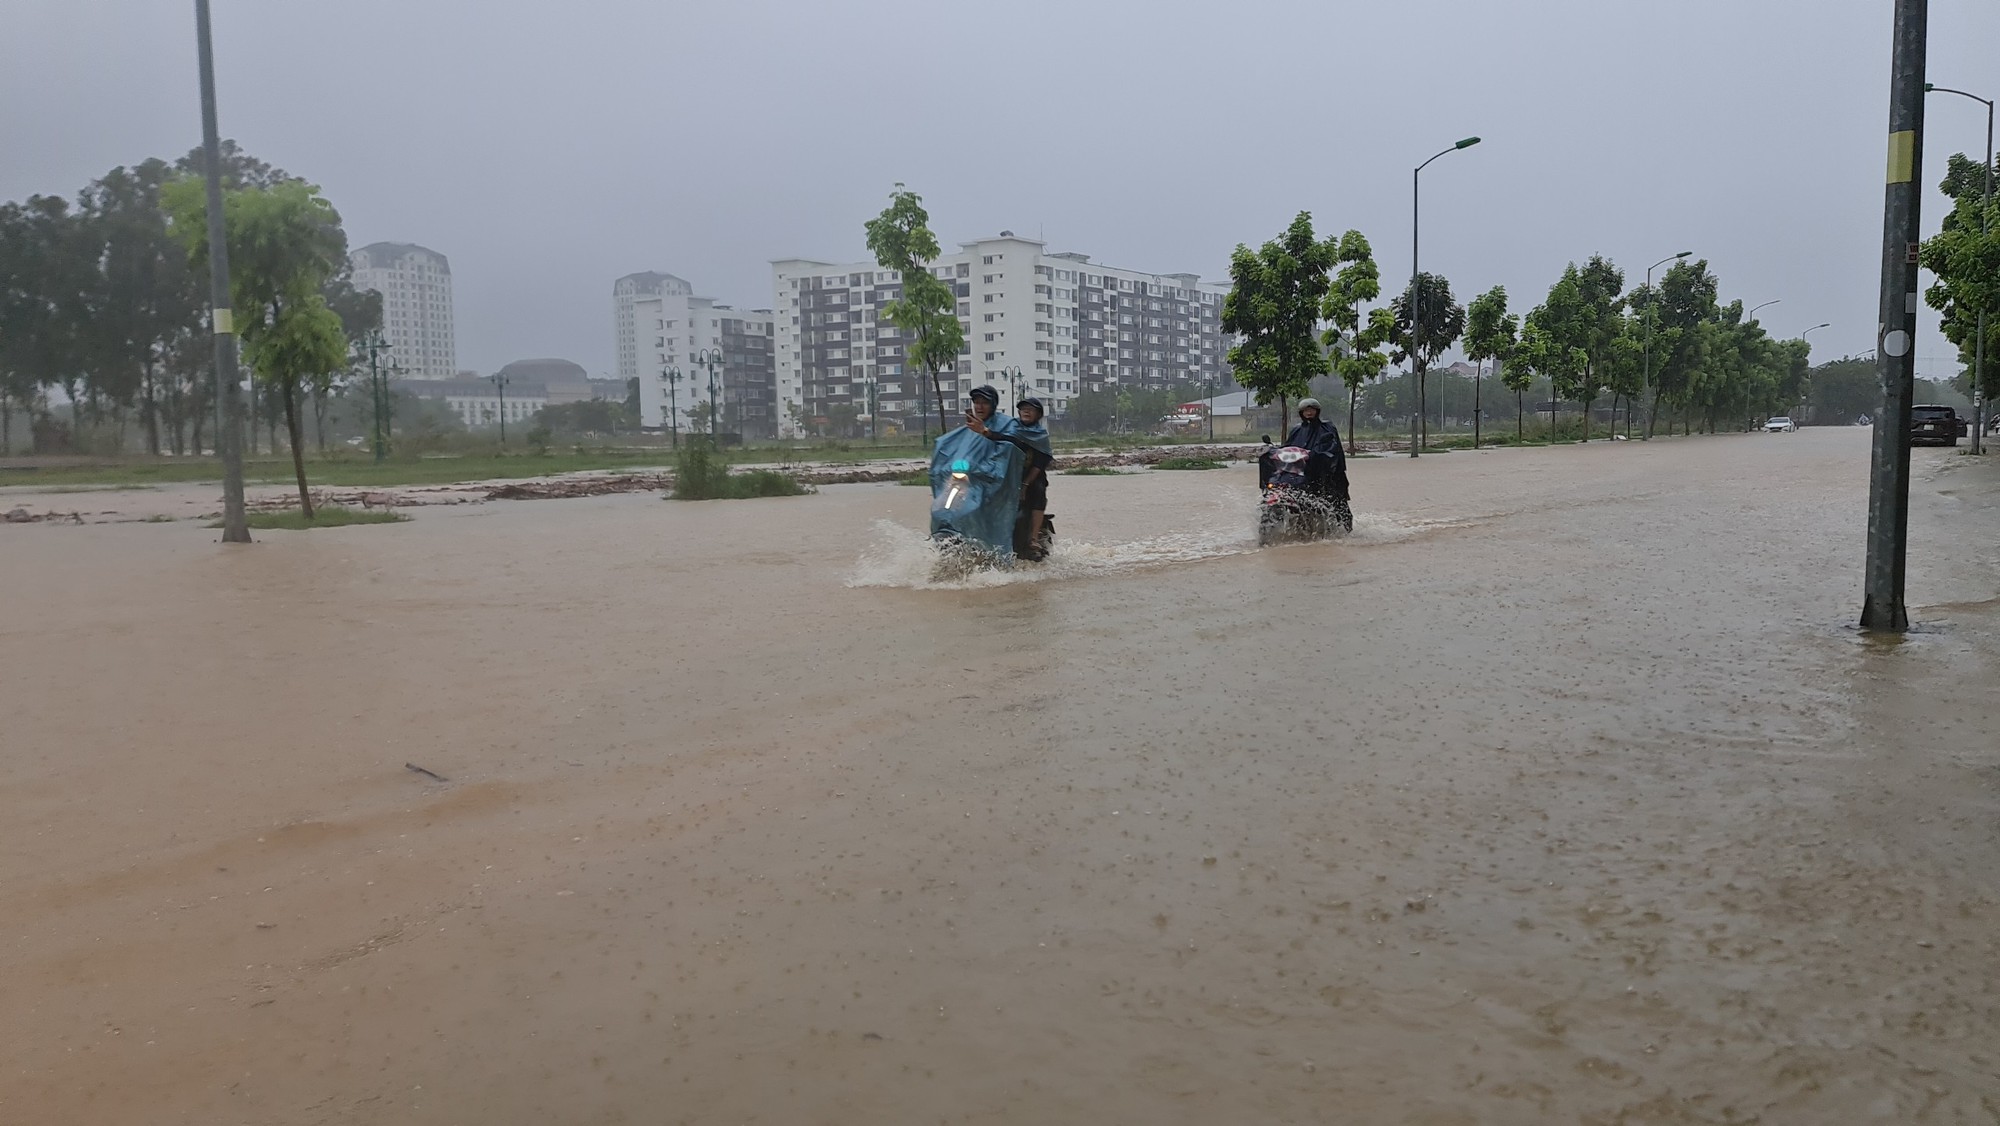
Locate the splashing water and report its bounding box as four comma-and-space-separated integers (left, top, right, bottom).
845, 501, 1437, 589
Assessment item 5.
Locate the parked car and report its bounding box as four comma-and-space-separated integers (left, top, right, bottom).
1911, 404, 1965, 447
1764, 416, 1796, 433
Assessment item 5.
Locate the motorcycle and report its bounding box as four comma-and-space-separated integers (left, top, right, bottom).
928, 423, 1054, 578
1256, 436, 1352, 547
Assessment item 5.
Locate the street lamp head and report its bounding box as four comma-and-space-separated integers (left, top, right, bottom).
1925, 82, 1936, 92
1455, 136, 1481, 149
1675, 250, 1693, 259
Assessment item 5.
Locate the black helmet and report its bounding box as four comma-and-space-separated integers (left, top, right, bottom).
969, 385, 1000, 406
1017, 396, 1045, 414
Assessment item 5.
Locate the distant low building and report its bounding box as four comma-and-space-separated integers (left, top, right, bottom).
1172, 389, 1259, 437
493, 358, 614, 406
398, 376, 548, 430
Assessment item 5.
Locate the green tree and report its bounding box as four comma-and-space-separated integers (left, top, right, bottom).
1521, 257, 1624, 441
1389, 271, 1466, 447
1223, 212, 1337, 425
535, 399, 630, 435
1920, 153, 1999, 400
79, 160, 204, 455
1463, 285, 1517, 446
0, 196, 93, 453
1644, 258, 1718, 437
1063, 386, 1116, 433
1598, 318, 1645, 436
864, 185, 965, 435
1322, 229, 1388, 437
1499, 338, 1535, 440
165, 178, 350, 515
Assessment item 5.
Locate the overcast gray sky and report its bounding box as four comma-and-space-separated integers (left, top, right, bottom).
6, 0, 1996, 379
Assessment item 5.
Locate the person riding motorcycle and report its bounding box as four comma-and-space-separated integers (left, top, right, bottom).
1279, 398, 1349, 501
963, 387, 1055, 560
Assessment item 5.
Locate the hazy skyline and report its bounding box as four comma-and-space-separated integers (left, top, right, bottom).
6, 0, 1996, 380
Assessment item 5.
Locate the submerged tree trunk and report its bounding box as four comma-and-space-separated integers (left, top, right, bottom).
1, 393, 11, 456
311, 383, 328, 453
1580, 394, 1592, 442
282, 379, 314, 518
1347, 386, 1357, 446
1516, 390, 1524, 441
1473, 363, 1482, 450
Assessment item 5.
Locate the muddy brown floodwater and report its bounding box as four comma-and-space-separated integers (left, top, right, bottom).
3, 428, 1998, 1125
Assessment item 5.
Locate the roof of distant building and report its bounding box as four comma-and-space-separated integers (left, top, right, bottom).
351, 242, 450, 271
615, 271, 692, 295
495, 358, 589, 384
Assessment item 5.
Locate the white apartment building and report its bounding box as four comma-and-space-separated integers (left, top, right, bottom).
350, 242, 457, 380
626, 285, 777, 440
612, 272, 692, 384
772, 233, 1230, 437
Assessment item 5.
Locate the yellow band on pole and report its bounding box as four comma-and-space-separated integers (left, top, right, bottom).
213, 308, 235, 335
1886, 130, 1916, 184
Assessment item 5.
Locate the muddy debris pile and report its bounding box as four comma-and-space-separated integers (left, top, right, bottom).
4, 507, 85, 525
483, 474, 672, 501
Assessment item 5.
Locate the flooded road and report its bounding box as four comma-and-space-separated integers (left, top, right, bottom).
4, 428, 1997, 1124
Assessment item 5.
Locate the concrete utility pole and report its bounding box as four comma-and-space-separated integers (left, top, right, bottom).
195, 0, 248, 542
1861, 0, 1929, 631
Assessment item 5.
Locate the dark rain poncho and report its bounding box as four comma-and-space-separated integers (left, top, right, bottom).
1282, 417, 1350, 498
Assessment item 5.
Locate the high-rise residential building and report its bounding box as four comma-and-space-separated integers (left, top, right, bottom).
349, 242, 457, 379
772, 233, 1230, 438
611, 272, 692, 384
625, 282, 777, 441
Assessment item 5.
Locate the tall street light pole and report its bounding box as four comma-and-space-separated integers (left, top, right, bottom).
1641, 250, 1694, 439
1801, 323, 1831, 422
194, 0, 248, 542
661, 366, 681, 449
1742, 301, 1782, 433
1861, 0, 1929, 632
1926, 82, 1993, 455
363, 332, 391, 463
1410, 136, 1481, 458
488, 372, 510, 442
696, 348, 723, 441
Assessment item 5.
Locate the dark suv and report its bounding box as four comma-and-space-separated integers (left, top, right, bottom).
1911, 404, 1967, 447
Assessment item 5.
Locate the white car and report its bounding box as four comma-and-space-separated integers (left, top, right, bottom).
1764, 416, 1796, 433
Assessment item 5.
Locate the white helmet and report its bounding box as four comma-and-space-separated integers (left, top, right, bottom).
1298, 398, 1322, 413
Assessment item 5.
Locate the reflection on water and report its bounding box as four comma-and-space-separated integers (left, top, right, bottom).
847, 507, 1435, 590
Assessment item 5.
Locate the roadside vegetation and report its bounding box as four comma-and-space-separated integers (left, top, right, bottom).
669, 441, 811, 500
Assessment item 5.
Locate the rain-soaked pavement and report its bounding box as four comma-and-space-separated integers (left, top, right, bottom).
3, 427, 1997, 1124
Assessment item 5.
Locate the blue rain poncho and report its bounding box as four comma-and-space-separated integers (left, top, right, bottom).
929, 420, 1026, 557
